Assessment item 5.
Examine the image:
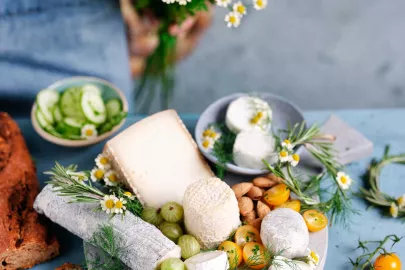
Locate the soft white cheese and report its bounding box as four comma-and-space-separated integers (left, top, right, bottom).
260, 208, 309, 259
268, 256, 314, 270
184, 251, 229, 270
233, 130, 277, 169
183, 177, 241, 249
225, 96, 272, 134
104, 110, 214, 208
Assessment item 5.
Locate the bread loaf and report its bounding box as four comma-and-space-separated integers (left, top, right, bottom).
0, 113, 59, 269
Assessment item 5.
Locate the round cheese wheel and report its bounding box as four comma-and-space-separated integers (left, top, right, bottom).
233, 130, 277, 169
260, 208, 309, 259
183, 177, 241, 249
184, 251, 229, 270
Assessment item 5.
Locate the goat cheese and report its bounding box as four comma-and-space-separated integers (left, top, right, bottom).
184, 251, 229, 270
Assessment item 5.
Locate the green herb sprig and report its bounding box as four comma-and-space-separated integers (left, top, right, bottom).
212, 124, 237, 179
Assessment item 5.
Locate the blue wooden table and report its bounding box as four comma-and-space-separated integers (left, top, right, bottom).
18, 109, 405, 270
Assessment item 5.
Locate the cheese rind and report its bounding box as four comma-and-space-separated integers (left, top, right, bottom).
104, 110, 213, 208
184, 251, 229, 270
183, 177, 241, 249
260, 208, 309, 259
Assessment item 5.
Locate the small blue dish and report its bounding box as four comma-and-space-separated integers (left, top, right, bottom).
195, 93, 305, 176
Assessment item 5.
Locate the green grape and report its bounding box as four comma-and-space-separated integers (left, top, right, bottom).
161, 202, 184, 223
141, 206, 164, 227
160, 221, 183, 243
160, 258, 185, 270
177, 235, 200, 259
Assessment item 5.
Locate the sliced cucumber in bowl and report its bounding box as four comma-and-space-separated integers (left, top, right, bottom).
106, 99, 122, 120
60, 87, 85, 119
36, 89, 59, 124
81, 91, 106, 125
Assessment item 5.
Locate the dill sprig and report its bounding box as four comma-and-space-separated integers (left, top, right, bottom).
212, 124, 237, 179
349, 234, 403, 270
358, 145, 405, 220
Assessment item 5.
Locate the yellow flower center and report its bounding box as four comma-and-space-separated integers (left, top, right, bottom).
280, 150, 288, 158
292, 154, 300, 162
256, 0, 263, 7
85, 129, 94, 136
209, 131, 217, 138
100, 157, 109, 165
105, 199, 114, 209
237, 5, 245, 14
108, 174, 117, 182
95, 170, 104, 179
229, 16, 237, 24
124, 191, 132, 197
340, 176, 348, 184
390, 204, 398, 217
202, 140, 210, 148
115, 200, 123, 209
283, 139, 291, 144
250, 112, 264, 124
310, 251, 319, 264
203, 129, 212, 137
397, 197, 404, 206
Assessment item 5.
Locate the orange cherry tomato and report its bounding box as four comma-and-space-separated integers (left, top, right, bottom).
242, 242, 268, 269
274, 200, 301, 212
302, 209, 328, 232
263, 183, 290, 206
374, 253, 402, 270
234, 225, 262, 247
218, 241, 243, 268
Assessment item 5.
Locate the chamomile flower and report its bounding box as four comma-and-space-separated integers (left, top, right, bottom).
279, 150, 290, 163
201, 138, 215, 151
253, 0, 267, 10
81, 124, 98, 140
90, 167, 105, 182
390, 202, 399, 218
281, 139, 293, 151
225, 12, 241, 28
69, 171, 88, 182
308, 250, 320, 266
100, 195, 118, 214
104, 170, 119, 186
202, 126, 222, 141
123, 191, 135, 200
95, 154, 111, 170
162, 0, 176, 3
114, 197, 127, 214
233, 1, 247, 17
250, 111, 264, 125
216, 0, 232, 8
397, 194, 405, 208
336, 171, 352, 190
177, 0, 190, 5
290, 153, 300, 167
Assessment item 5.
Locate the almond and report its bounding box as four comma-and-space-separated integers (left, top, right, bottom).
246, 186, 263, 201
238, 197, 254, 216
232, 182, 253, 198
241, 210, 256, 222
257, 201, 271, 219
252, 177, 277, 188
266, 173, 284, 184
247, 218, 263, 231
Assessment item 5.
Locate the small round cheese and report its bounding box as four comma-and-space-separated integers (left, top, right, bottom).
183, 177, 241, 249
260, 208, 309, 259
268, 256, 313, 270
225, 96, 272, 134
184, 251, 229, 270
233, 130, 277, 169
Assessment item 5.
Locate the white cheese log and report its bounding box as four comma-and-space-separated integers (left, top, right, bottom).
104, 110, 213, 208
34, 185, 181, 270
183, 177, 241, 249
233, 130, 277, 169
260, 209, 309, 259
225, 96, 272, 134
184, 251, 229, 270
268, 256, 313, 270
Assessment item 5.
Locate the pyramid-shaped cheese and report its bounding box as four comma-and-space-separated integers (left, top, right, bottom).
104, 110, 214, 208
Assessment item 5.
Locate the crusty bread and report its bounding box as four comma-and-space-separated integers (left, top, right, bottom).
0, 113, 59, 269
55, 263, 82, 270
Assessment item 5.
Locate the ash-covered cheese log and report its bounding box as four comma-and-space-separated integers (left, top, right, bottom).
34, 185, 181, 270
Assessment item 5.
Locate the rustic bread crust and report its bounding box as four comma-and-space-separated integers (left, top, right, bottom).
0, 113, 59, 269
55, 263, 82, 270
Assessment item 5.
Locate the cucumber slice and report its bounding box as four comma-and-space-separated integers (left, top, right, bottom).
82, 84, 102, 96
36, 89, 59, 124
81, 91, 106, 124
53, 106, 63, 123
36, 108, 51, 129
45, 126, 64, 138
64, 117, 86, 128
60, 87, 85, 118
106, 99, 122, 120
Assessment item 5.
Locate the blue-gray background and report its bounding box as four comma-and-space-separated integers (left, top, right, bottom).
151, 0, 405, 113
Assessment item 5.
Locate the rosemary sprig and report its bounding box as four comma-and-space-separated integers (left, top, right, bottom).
349, 234, 403, 270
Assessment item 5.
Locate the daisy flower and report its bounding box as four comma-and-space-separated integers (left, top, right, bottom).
279, 150, 289, 163
114, 197, 127, 214
95, 154, 111, 170
250, 111, 264, 125
233, 1, 247, 17
281, 139, 293, 151
81, 124, 98, 139
253, 0, 267, 10
123, 191, 135, 200
397, 194, 405, 208
225, 12, 241, 28
90, 167, 105, 182
100, 195, 118, 214
162, 0, 176, 3
216, 0, 232, 8
336, 171, 352, 190
308, 250, 320, 266
177, 0, 190, 5
104, 170, 119, 186
390, 202, 399, 218
290, 153, 300, 167
68, 171, 88, 182
202, 138, 215, 151
202, 127, 222, 141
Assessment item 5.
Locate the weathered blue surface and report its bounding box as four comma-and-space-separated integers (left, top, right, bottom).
21, 109, 405, 270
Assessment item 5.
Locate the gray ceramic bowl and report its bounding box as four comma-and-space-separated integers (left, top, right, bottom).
195, 93, 305, 175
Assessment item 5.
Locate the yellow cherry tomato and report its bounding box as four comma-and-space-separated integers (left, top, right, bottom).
303, 210, 328, 232
242, 242, 267, 269
234, 225, 262, 247
374, 253, 402, 270
274, 199, 301, 212
218, 241, 243, 268
263, 183, 290, 206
